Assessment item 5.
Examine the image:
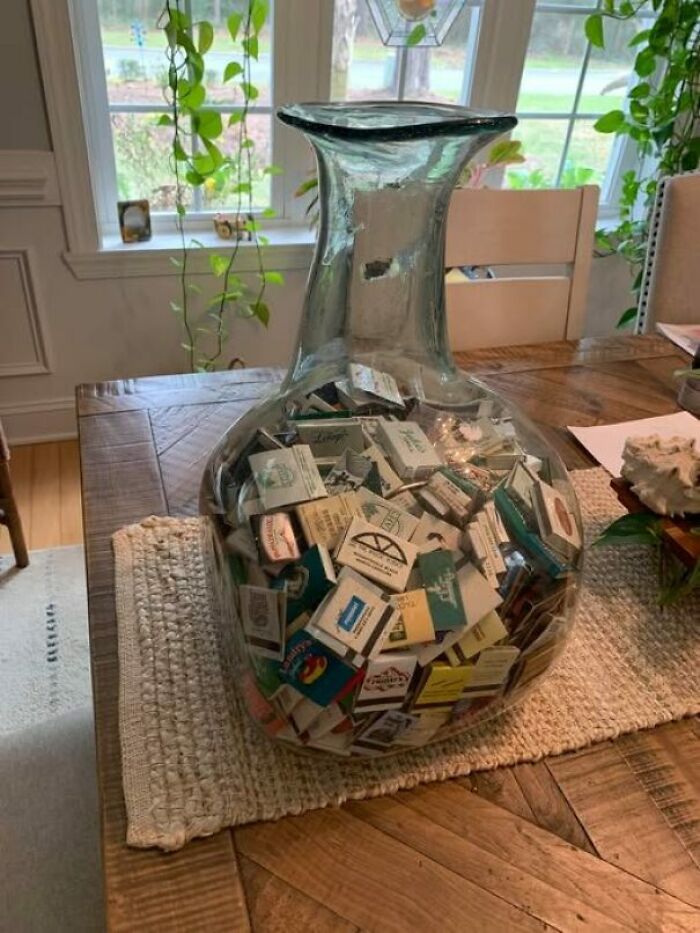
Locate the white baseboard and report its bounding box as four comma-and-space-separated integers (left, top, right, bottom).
0, 395, 76, 445
8, 430, 78, 446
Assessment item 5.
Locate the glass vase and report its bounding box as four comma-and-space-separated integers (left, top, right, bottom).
201, 102, 583, 758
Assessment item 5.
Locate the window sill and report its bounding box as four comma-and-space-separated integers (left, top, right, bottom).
63, 225, 316, 281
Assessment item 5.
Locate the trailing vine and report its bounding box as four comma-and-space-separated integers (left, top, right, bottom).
159, 0, 282, 371
585, 0, 700, 327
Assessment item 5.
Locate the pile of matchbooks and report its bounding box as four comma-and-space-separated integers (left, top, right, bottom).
217, 363, 582, 757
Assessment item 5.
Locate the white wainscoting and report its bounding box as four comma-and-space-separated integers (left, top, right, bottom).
0, 395, 76, 445
0, 246, 55, 377
0, 151, 60, 208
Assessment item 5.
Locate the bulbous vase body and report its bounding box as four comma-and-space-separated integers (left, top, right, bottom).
201, 102, 582, 758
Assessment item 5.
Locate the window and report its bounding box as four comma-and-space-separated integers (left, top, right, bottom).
329, 0, 645, 213
511, 1, 650, 210
62, 0, 645, 251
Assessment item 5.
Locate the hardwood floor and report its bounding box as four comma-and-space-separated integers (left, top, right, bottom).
0, 440, 83, 555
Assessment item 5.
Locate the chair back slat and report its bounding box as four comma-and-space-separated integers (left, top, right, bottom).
447, 277, 571, 350
445, 186, 599, 349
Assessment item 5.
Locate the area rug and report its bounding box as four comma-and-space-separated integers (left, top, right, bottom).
113, 468, 700, 851
0, 547, 92, 735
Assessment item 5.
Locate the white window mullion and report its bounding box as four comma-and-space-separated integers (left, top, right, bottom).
273, 0, 332, 221
468, 0, 535, 112
555, 36, 594, 186
65, 0, 118, 240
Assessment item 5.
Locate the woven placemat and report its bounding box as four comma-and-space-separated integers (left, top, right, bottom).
113, 467, 700, 851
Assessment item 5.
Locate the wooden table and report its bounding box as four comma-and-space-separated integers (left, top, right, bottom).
78, 335, 700, 932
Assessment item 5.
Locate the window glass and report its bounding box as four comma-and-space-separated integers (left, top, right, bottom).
579, 16, 640, 113
506, 119, 569, 188
516, 11, 587, 115
111, 113, 181, 207
564, 118, 615, 188
98, 0, 273, 212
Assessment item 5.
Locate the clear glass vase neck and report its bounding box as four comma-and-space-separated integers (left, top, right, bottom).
277, 102, 516, 398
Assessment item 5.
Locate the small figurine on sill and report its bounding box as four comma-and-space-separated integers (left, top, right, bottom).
213, 212, 254, 242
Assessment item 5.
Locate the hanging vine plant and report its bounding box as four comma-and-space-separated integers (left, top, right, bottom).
586, 0, 700, 328
158, 0, 282, 372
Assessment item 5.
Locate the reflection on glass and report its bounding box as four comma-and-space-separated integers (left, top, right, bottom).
505, 118, 568, 188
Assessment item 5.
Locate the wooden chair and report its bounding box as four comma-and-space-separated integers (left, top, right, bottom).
635, 172, 700, 334
445, 186, 599, 350
0, 420, 29, 567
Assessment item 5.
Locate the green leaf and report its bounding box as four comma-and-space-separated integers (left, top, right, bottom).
250, 0, 268, 35
406, 23, 427, 47
593, 512, 662, 548
185, 169, 205, 186
187, 50, 204, 84
243, 36, 259, 60
227, 12, 243, 41
209, 254, 229, 277
240, 138, 255, 149
197, 20, 214, 54
175, 203, 186, 218
294, 177, 318, 197
156, 114, 174, 126
635, 47, 656, 77
628, 28, 651, 47
223, 61, 244, 82
252, 300, 270, 326
240, 81, 259, 101
173, 138, 189, 161
203, 138, 224, 169
594, 109, 625, 133
181, 82, 205, 111
262, 271, 284, 285
585, 14, 604, 49
194, 110, 223, 140
193, 151, 216, 176
617, 305, 638, 328
263, 164, 283, 176
164, 21, 178, 50
628, 82, 650, 99
681, 151, 699, 171
261, 207, 277, 218
228, 110, 244, 126
629, 100, 648, 123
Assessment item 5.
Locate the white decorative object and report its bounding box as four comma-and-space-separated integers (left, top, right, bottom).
621, 434, 700, 516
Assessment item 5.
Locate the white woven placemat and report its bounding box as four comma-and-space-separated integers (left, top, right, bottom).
113, 467, 700, 851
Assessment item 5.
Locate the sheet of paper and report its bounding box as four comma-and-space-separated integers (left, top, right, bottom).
656, 322, 700, 357
568, 411, 700, 476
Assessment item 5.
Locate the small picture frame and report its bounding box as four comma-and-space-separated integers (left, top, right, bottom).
118, 199, 152, 243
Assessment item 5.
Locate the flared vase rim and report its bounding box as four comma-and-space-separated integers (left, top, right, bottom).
276, 101, 517, 142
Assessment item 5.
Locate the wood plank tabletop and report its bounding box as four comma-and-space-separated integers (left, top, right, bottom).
77, 335, 700, 932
